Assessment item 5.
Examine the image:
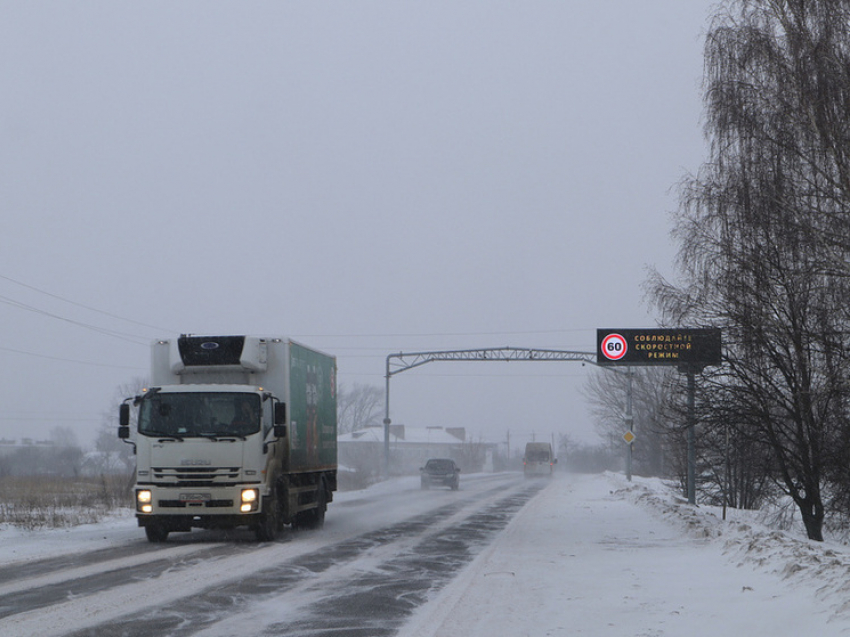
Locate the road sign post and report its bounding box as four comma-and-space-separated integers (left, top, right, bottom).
596, 328, 721, 503
625, 367, 633, 482
686, 368, 697, 505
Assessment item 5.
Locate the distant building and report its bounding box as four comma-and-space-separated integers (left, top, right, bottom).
0, 438, 55, 458
339, 424, 494, 476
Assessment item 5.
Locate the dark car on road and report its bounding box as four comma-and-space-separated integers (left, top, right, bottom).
420, 458, 461, 490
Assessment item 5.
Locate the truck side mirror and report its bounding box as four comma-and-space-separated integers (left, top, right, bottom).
273, 424, 287, 438
274, 402, 286, 425
118, 426, 130, 440
119, 403, 130, 427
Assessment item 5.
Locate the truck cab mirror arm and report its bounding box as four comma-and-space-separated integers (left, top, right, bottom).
118, 401, 137, 453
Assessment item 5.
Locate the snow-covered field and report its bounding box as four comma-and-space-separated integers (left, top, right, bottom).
3, 472, 850, 636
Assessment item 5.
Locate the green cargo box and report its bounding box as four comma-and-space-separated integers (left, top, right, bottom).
286, 341, 337, 473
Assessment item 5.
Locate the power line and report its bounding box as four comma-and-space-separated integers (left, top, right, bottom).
0, 415, 101, 422
0, 294, 150, 345
0, 273, 174, 333
0, 345, 145, 370
293, 328, 594, 339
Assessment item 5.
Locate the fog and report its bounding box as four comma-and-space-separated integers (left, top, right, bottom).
0, 2, 712, 448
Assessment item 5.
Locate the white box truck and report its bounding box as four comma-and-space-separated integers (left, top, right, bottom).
119, 335, 337, 542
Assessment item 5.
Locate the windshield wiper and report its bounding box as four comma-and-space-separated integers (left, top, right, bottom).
196, 432, 246, 442
154, 434, 184, 442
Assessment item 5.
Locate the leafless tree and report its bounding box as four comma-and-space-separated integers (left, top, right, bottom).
96, 377, 147, 453
649, 0, 850, 540
583, 366, 675, 477
337, 382, 383, 435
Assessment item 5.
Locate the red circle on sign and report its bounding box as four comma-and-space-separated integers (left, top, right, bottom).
601, 333, 628, 361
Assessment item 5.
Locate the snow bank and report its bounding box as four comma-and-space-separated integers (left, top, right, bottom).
613, 472, 850, 622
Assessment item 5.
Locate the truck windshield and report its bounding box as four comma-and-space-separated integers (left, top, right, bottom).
138, 392, 261, 438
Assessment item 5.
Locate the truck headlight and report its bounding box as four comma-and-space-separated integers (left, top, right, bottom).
241, 488, 259, 513
136, 490, 153, 513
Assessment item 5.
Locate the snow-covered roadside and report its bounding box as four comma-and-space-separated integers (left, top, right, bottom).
401, 472, 850, 637
616, 474, 850, 621
0, 476, 425, 567
0, 510, 138, 565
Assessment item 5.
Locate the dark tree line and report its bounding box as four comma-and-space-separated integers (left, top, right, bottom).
0, 444, 84, 478
648, 0, 850, 541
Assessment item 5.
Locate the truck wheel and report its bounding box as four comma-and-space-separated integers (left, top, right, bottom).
145, 523, 169, 543
255, 489, 280, 542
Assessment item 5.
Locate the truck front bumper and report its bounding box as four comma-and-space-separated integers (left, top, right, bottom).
135, 484, 264, 518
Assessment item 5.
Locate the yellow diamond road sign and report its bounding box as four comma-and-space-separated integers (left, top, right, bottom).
623, 431, 636, 444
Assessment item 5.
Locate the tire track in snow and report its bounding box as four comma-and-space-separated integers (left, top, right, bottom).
64, 481, 545, 637
252, 483, 547, 637
0, 476, 529, 637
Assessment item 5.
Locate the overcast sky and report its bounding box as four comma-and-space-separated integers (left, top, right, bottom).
0, 2, 713, 449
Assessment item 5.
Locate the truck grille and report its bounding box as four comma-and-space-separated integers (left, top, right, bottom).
151, 466, 241, 487
159, 499, 234, 508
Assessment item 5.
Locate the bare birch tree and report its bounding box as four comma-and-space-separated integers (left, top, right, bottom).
650, 0, 850, 540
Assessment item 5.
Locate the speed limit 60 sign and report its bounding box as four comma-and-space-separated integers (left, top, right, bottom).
600, 333, 628, 361
596, 328, 721, 367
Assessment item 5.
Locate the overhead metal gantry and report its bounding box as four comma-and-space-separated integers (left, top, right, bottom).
382, 347, 597, 473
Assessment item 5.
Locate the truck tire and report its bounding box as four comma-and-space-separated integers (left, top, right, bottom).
255, 488, 280, 542
145, 523, 169, 543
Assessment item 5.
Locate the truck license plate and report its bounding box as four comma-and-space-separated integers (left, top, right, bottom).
180, 493, 211, 502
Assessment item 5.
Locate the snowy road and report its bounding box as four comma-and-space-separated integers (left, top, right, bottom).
4, 471, 850, 636
0, 473, 541, 637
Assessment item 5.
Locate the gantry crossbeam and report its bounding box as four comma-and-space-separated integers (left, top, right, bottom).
382, 347, 596, 474
386, 346, 596, 377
